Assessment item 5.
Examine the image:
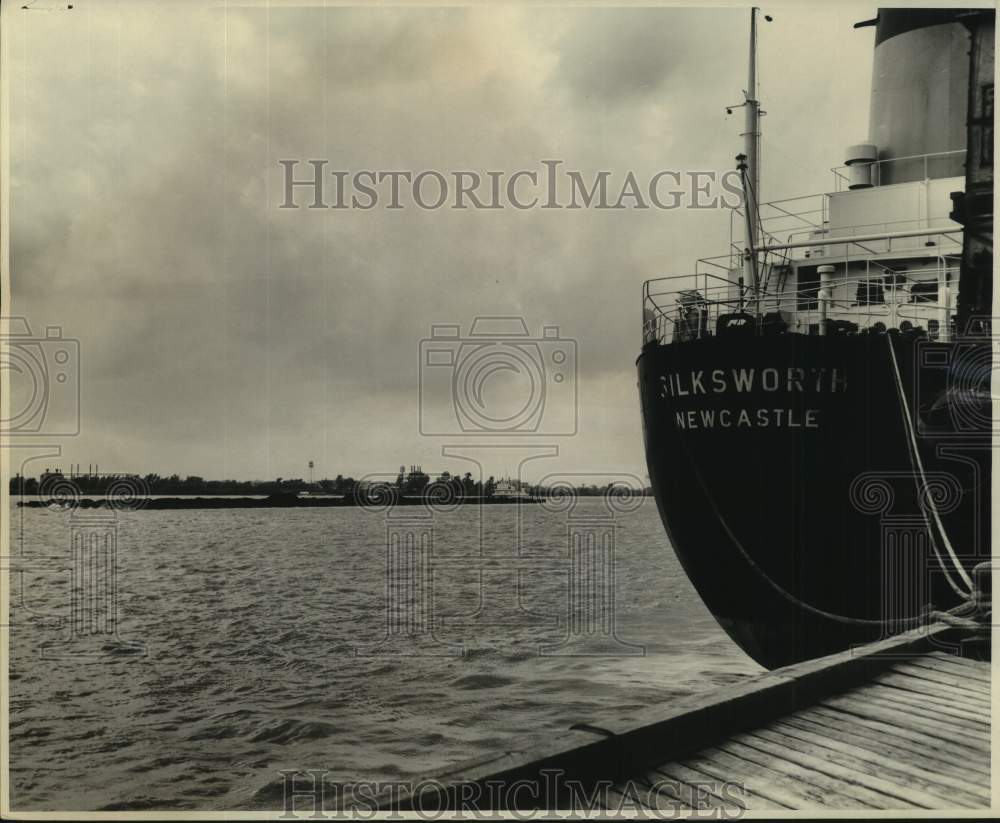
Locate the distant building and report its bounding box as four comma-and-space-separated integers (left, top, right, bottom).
493, 478, 523, 498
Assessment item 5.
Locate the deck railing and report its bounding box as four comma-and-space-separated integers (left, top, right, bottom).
642, 258, 959, 346
830, 149, 967, 192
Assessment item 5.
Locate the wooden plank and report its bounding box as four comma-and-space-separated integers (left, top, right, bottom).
809, 705, 990, 763
818, 696, 990, 754
656, 752, 809, 810
855, 687, 991, 732
761, 720, 990, 807
915, 651, 993, 680
819, 694, 990, 752
633, 774, 699, 813
635, 764, 750, 812
747, 624, 959, 712
874, 671, 989, 712
922, 651, 993, 678
859, 680, 991, 725
908, 654, 992, 683
715, 739, 892, 808
888, 662, 991, 698
890, 660, 991, 697
732, 732, 950, 809
779, 712, 990, 781
870, 682, 988, 721
673, 745, 853, 810
550, 666, 800, 775
646, 762, 787, 812
925, 649, 990, 664
859, 684, 989, 728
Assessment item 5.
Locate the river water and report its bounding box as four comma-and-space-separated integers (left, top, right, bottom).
8, 498, 760, 811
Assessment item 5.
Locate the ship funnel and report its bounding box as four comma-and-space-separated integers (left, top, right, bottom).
844, 143, 878, 189
867, 8, 971, 184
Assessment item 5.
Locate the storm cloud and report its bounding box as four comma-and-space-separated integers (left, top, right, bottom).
6, 1, 875, 483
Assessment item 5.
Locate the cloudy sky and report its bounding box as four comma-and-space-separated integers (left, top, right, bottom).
6, 0, 876, 483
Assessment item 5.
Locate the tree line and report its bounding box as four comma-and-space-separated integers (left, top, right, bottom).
10, 467, 650, 498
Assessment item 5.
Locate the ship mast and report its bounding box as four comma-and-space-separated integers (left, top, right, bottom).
745, 7, 761, 236
740, 7, 762, 310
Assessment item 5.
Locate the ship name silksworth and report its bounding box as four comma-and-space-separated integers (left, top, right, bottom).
658, 367, 847, 431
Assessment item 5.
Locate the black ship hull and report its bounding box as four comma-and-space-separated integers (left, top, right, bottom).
637, 334, 990, 669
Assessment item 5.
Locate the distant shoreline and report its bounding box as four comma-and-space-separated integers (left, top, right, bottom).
16, 492, 545, 510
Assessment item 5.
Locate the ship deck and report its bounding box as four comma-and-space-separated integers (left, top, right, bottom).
380, 624, 991, 813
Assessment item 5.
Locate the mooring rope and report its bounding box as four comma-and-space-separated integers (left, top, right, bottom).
656, 330, 987, 628
885, 336, 974, 597
673, 428, 930, 628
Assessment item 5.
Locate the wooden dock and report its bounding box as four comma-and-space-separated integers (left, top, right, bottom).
380, 624, 990, 814
604, 648, 989, 811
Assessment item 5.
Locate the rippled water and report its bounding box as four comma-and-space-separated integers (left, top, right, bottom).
8, 499, 760, 811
